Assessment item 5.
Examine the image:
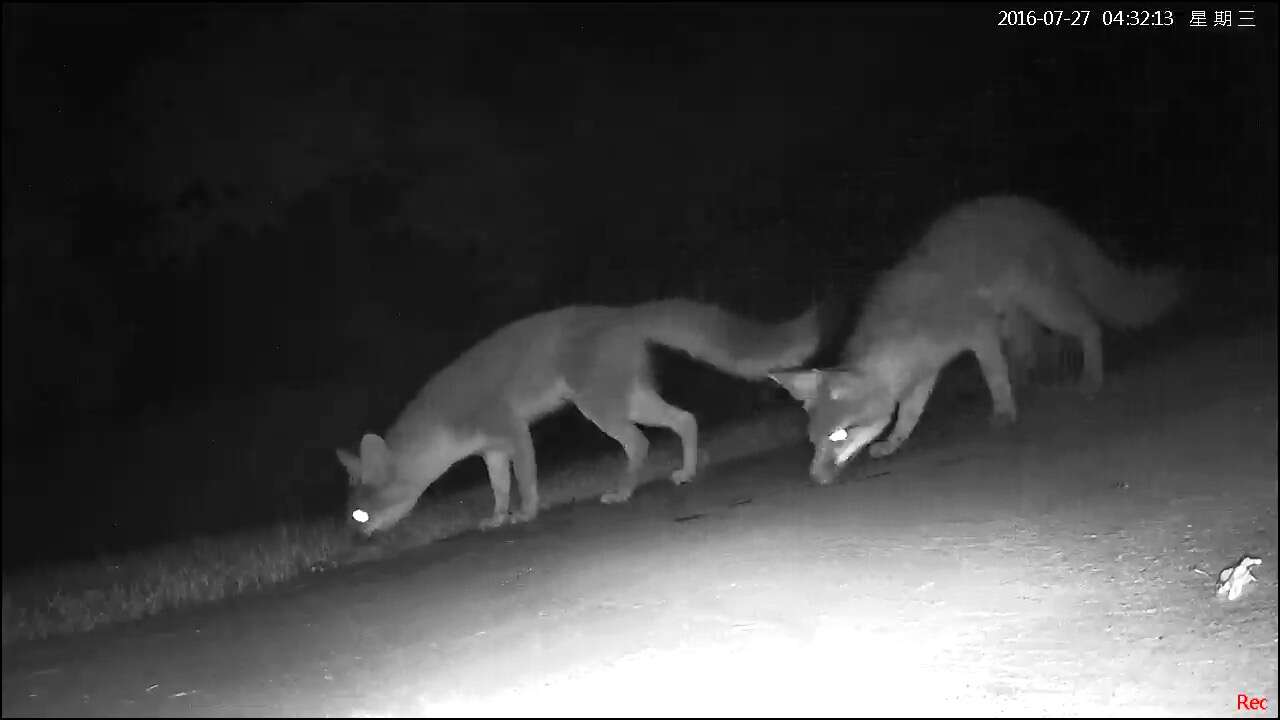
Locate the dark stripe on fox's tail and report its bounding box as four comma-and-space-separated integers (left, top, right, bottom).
637, 300, 821, 378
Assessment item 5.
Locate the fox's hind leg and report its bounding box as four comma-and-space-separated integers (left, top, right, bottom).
1014, 286, 1104, 395
627, 383, 699, 485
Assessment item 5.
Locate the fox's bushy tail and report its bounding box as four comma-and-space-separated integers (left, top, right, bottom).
1064, 233, 1181, 329
636, 299, 820, 378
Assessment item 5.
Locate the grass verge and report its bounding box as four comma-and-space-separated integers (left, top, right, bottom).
2, 407, 806, 646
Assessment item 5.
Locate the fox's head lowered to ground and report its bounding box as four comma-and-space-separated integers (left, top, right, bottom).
770, 367, 896, 484
336, 429, 483, 536
337, 433, 420, 536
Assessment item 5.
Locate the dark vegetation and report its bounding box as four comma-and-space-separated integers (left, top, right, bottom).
3, 5, 1274, 574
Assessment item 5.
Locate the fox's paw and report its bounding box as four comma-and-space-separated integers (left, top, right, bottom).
989, 409, 1017, 429
600, 489, 632, 505
479, 513, 508, 531
512, 507, 538, 524
868, 440, 899, 459
670, 467, 696, 485
811, 470, 838, 486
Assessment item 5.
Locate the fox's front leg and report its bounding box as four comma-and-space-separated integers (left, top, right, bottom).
869, 372, 939, 459
509, 423, 540, 523
480, 451, 513, 530
973, 333, 1018, 427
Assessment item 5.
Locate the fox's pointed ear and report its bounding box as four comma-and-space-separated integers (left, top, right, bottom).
336, 447, 362, 481
769, 369, 824, 405
358, 433, 390, 484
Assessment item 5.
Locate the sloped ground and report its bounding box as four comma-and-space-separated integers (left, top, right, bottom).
3, 327, 1276, 718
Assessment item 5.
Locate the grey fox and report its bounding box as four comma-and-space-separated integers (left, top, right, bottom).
339, 300, 819, 534
772, 195, 1179, 484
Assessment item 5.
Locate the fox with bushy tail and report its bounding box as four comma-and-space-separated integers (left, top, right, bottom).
772, 195, 1180, 484
338, 299, 820, 535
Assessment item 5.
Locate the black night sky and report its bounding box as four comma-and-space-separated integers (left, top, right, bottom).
3, 4, 1276, 568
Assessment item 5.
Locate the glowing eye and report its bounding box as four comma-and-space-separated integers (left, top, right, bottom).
828, 428, 849, 442
352, 509, 370, 524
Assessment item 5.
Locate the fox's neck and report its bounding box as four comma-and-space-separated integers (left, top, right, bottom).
848, 337, 945, 400
387, 423, 480, 493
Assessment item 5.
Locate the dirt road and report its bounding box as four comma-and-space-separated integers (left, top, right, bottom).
4, 329, 1276, 717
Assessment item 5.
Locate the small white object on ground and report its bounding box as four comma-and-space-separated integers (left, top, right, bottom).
1216, 556, 1262, 601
